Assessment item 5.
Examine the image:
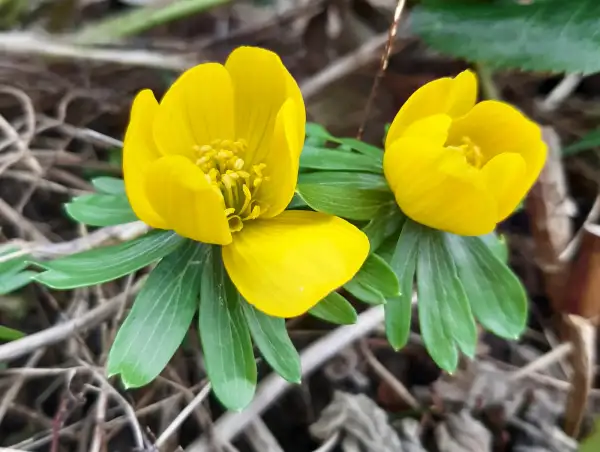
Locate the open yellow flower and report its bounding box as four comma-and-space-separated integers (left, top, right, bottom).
383, 70, 547, 236
123, 46, 369, 318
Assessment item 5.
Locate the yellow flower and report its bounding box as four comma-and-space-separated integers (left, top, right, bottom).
383, 70, 547, 236
123, 46, 369, 317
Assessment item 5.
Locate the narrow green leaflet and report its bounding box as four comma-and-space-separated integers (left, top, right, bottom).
385, 220, 420, 350
417, 228, 477, 372
305, 123, 336, 143
296, 184, 394, 221
445, 234, 527, 340
0, 248, 36, 295
65, 194, 137, 226
287, 193, 308, 210
300, 146, 382, 173
344, 254, 400, 305
107, 241, 207, 388
562, 128, 600, 156
92, 177, 126, 194
0, 325, 25, 341
335, 138, 383, 162
480, 232, 508, 264
412, 0, 600, 73
241, 301, 301, 383
0, 270, 37, 295
298, 171, 389, 191
199, 248, 256, 411
309, 292, 357, 325
362, 205, 404, 253
35, 231, 185, 289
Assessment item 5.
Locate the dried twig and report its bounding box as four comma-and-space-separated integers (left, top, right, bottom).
356, 0, 406, 140
0, 32, 192, 70
508, 342, 572, 382
539, 74, 583, 112
186, 306, 385, 452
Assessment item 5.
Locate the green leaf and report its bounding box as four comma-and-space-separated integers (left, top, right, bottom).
385, 220, 420, 350
0, 325, 25, 341
335, 138, 383, 161
445, 234, 527, 340
241, 301, 301, 383
480, 232, 508, 264
412, 0, 600, 73
305, 123, 335, 142
92, 177, 126, 194
35, 231, 185, 289
65, 194, 137, 226
296, 184, 394, 221
287, 193, 308, 209
199, 247, 256, 411
298, 171, 389, 191
0, 270, 37, 295
309, 292, 357, 325
416, 227, 477, 372
563, 128, 600, 156
300, 146, 383, 173
362, 205, 404, 253
344, 254, 400, 305
107, 241, 207, 388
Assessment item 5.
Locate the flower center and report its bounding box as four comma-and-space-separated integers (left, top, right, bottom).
449, 136, 484, 169
194, 139, 269, 233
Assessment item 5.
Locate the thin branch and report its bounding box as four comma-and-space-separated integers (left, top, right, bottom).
0, 32, 191, 70
356, 0, 406, 140
539, 73, 583, 112
154, 383, 212, 448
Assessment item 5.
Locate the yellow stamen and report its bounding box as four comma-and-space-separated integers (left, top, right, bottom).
193, 138, 269, 234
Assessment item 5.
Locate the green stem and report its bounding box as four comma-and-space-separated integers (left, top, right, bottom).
71, 0, 230, 45
475, 63, 500, 100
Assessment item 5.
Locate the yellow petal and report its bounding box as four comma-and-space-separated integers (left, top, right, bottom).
448, 100, 547, 188
384, 136, 497, 236
123, 90, 167, 229
225, 47, 290, 165
481, 153, 527, 221
144, 155, 232, 245
256, 99, 301, 219
153, 63, 234, 158
385, 70, 477, 148
222, 211, 369, 318
385, 114, 451, 194
285, 69, 306, 156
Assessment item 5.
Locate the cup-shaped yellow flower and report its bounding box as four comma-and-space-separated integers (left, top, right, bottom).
383, 70, 547, 236
123, 46, 369, 318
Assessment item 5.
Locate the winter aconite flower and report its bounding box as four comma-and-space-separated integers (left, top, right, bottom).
123, 46, 369, 317
383, 70, 547, 236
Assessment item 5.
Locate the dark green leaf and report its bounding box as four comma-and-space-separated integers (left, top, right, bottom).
92, 177, 126, 194
35, 231, 185, 289
445, 234, 527, 340
335, 138, 383, 161
287, 193, 308, 210
107, 241, 207, 388
298, 171, 389, 191
296, 184, 394, 221
199, 247, 256, 411
344, 254, 399, 305
241, 301, 301, 383
362, 205, 404, 253
309, 292, 357, 325
563, 128, 600, 156
385, 220, 420, 350
0, 325, 25, 341
65, 194, 137, 227
412, 0, 600, 73
416, 227, 477, 372
300, 146, 382, 173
